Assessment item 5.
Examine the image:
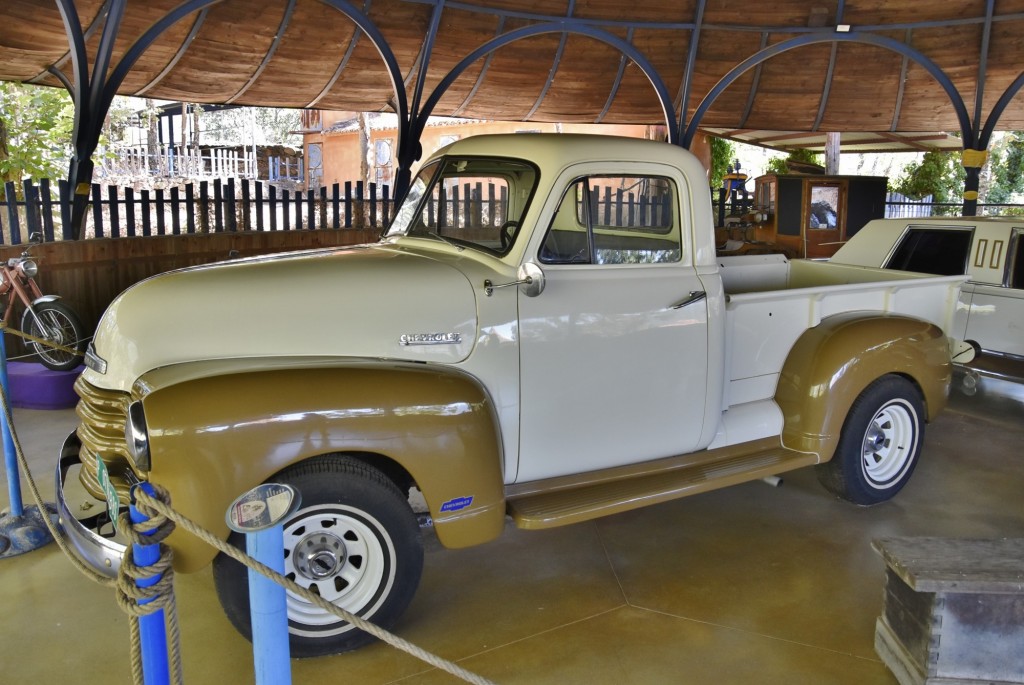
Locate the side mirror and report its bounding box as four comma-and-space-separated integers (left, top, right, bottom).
517, 262, 545, 298
484, 262, 546, 298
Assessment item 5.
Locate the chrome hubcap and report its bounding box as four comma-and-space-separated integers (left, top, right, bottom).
860, 399, 917, 488
294, 532, 346, 581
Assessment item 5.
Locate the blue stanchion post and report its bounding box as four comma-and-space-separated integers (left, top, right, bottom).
0, 328, 53, 559
248, 524, 292, 685
0, 331, 24, 517
130, 482, 171, 685
227, 483, 299, 685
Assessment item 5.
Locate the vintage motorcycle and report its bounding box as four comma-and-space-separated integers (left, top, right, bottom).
1, 232, 87, 371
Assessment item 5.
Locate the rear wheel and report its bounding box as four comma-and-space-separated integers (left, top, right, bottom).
21, 300, 86, 371
213, 455, 424, 656
816, 375, 925, 505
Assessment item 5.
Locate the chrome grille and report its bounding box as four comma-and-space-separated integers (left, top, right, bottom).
74, 375, 138, 502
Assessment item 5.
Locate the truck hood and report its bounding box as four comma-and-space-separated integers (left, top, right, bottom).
87, 244, 479, 392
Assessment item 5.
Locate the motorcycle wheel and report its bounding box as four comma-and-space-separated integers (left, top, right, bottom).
21, 301, 87, 371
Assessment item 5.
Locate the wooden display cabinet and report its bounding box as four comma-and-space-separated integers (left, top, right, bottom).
750, 173, 888, 259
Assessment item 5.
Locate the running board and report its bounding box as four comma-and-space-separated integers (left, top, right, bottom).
507, 447, 817, 530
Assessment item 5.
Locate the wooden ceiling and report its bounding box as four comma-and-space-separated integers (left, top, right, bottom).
2, 0, 1024, 145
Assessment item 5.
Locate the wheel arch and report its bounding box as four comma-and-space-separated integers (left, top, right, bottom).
138, 361, 507, 573
775, 312, 951, 462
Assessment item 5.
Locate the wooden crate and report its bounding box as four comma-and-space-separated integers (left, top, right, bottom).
873, 538, 1024, 685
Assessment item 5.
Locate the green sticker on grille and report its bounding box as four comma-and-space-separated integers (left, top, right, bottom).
96, 459, 119, 533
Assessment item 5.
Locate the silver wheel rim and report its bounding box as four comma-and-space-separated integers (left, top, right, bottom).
282, 504, 397, 637
29, 309, 78, 366
860, 398, 918, 489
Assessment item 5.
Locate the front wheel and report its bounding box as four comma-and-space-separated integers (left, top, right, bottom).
21, 300, 87, 371
212, 455, 424, 657
816, 375, 925, 505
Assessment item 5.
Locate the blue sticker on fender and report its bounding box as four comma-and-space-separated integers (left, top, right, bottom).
440, 496, 474, 512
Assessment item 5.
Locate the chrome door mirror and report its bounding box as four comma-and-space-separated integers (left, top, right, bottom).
518, 262, 545, 297
484, 262, 546, 297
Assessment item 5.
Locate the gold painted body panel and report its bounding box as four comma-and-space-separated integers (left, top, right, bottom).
506, 437, 817, 529
137, 362, 506, 572
775, 313, 951, 459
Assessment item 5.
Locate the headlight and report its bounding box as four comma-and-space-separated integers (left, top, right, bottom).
20, 260, 38, 278
126, 401, 151, 471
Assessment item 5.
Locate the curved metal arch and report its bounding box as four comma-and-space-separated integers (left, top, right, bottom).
100, 0, 225, 118
134, 7, 211, 96
452, 15, 505, 117
31, 0, 112, 85
225, 0, 297, 104
980, 71, 1024, 149
316, 0, 408, 122
53, 0, 90, 141
416, 21, 678, 144
682, 32, 974, 149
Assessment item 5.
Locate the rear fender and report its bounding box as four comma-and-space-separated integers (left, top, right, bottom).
139, 362, 505, 572
775, 313, 950, 460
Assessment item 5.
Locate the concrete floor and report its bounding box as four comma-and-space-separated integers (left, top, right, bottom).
1, 383, 1022, 684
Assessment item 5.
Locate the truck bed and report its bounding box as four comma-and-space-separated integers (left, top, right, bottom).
717, 254, 965, 408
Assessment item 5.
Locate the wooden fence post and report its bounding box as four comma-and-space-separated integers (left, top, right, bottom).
226, 178, 237, 232
92, 183, 105, 239
343, 181, 352, 228
170, 186, 181, 235
105, 186, 118, 239
185, 183, 197, 234
255, 181, 265, 231
4, 181, 21, 245
199, 181, 210, 233
141, 189, 152, 236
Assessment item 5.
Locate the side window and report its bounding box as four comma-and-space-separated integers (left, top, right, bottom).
885, 227, 973, 276
540, 175, 681, 265
1009, 229, 1024, 289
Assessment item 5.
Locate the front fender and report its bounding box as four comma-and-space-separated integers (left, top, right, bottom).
775, 313, 951, 461
139, 361, 506, 573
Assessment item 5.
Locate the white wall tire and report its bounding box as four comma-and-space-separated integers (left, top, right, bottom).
213, 455, 423, 656
816, 375, 925, 505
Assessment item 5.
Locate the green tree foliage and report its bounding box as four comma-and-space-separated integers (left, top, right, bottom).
765, 148, 822, 175
892, 150, 964, 204
200, 106, 302, 147
709, 136, 735, 190
0, 82, 75, 186
986, 131, 1024, 205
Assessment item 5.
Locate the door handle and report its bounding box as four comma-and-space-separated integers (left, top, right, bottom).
669, 291, 706, 309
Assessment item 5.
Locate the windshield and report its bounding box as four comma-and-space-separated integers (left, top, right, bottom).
384, 156, 539, 256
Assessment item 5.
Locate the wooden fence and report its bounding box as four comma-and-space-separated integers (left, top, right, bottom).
0, 177, 393, 245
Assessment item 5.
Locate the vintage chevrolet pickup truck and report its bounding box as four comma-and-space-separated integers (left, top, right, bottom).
58, 134, 968, 656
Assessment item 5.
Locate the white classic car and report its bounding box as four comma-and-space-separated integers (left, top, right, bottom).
831, 216, 1024, 389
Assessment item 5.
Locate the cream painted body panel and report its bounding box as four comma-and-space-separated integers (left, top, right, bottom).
84, 245, 481, 393
516, 262, 711, 481
717, 254, 965, 444
964, 283, 1024, 357
513, 158, 718, 482
831, 217, 1024, 361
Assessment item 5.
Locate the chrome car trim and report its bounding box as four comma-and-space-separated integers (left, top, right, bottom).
399, 332, 462, 346
55, 433, 125, 578
84, 343, 108, 374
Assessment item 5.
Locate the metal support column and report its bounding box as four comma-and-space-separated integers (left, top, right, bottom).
53, 0, 223, 239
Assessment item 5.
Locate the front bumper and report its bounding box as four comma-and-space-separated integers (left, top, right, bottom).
56, 431, 126, 578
